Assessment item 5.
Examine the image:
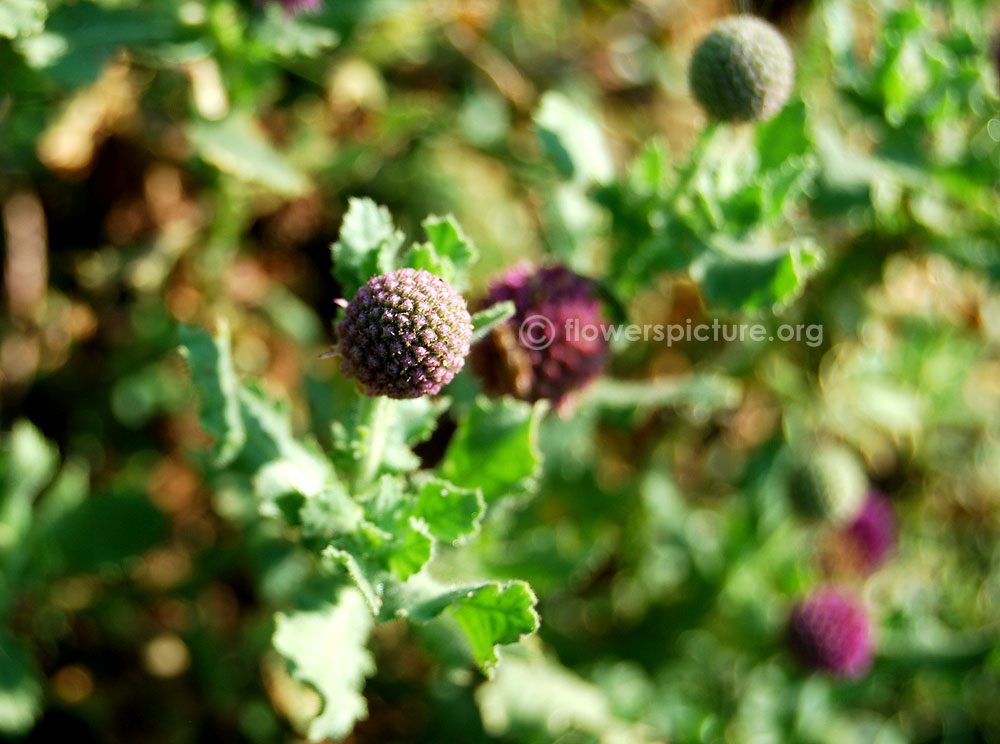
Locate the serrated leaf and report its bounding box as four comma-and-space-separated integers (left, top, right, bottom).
361, 476, 433, 581
414, 477, 484, 543
180, 323, 245, 467
439, 397, 542, 503
691, 239, 823, 313
470, 301, 516, 344
408, 581, 539, 674
534, 92, 613, 185
332, 198, 404, 298
0, 0, 46, 39
189, 114, 310, 197
273, 586, 375, 742
0, 630, 42, 736
404, 215, 477, 290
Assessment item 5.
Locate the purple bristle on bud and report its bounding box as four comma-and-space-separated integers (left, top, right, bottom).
471, 263, 608, 408
845, 492, 897, 573
788, 588, 873, 678
337, 268, 473, 399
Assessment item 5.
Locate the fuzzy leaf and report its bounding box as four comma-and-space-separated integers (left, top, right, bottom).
470, 301, 516, 344
534, 92, 613, 185
332, 198, 404, 298
179, 322, 245, 466
273, 586, 375, 742
414, 477, 484, 543
691, 239, 823, 313
188, 115, 310, 196
405, 215, 477, 290
0, 630, 42, 736
407, 581, 539, 674
439, 398, 542, 503
0, 0, 46, 39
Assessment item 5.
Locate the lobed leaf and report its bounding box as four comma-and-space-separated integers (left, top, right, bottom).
273, 586, 375, 742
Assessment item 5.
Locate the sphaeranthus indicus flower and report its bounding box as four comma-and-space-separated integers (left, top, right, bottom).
839, 491, 896, 573
788, 443, 867, 524
689, 16, 794, 122
787, 588, 874, 677
337, 268, 473, 399
471, 263, 608, 409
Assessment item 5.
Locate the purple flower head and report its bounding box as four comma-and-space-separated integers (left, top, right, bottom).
471, 263, 608, 409
337, 268, 473, 399
266, 0, 322, 16
788, 588, 873, 678
844, 491, 897, 573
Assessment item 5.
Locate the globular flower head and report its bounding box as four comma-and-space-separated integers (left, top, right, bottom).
337, 268, 473, 399
787, 588, 874, 678
471, 263, 608, 408
788, 443, 867, 524
689, 15, 794, 122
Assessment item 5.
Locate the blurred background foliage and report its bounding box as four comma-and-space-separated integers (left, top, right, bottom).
1, 0, 1000, 741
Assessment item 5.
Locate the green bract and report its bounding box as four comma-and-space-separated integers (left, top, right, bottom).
689, 16, 794, 122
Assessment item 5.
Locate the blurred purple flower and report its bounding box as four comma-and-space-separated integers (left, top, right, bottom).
337, 268, 472, 399
471, 263, 608, 410
844, 491, 896, 572
787, 588, 873, 678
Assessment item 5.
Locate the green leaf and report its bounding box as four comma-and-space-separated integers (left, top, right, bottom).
188, 115, 310, 197
180, 322, 245, 467
408, 581, 539, 674
51, 488, 166, 573
240, 385, 361, 533
584, 375, 743, 420
331, 198, 404, 298
273, 586, 375, 742
361, 476, 433, 581
0, 630, 42, 736
470, 301, 516, 344
0, 420, 58, 564
414, 477, 484, 543
0, 0, 46, 39
476, 647, 644, 743
691, 239, 823, 313
534, 91, 614, 185
439, 397, 542, 503
405, 215, 477, 290
254, 3, 338, 57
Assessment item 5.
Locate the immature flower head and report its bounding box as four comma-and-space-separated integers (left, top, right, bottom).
689, 15, 794, 122
471, 263, 608, 408
337, 268, 473, 399
788, 443, 867, 523
787, 588, 873, 677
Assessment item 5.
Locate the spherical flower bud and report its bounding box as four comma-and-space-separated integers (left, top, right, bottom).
471, 263, 608, 408
689, 16, 794, 122
788, 444, 867, 524
337, 268, 473, 399
787, 588, 873, 677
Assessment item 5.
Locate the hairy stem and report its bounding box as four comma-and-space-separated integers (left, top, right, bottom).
357, 395, 391, 490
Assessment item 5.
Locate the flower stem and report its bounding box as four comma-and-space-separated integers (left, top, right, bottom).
357, 395, 391, 490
